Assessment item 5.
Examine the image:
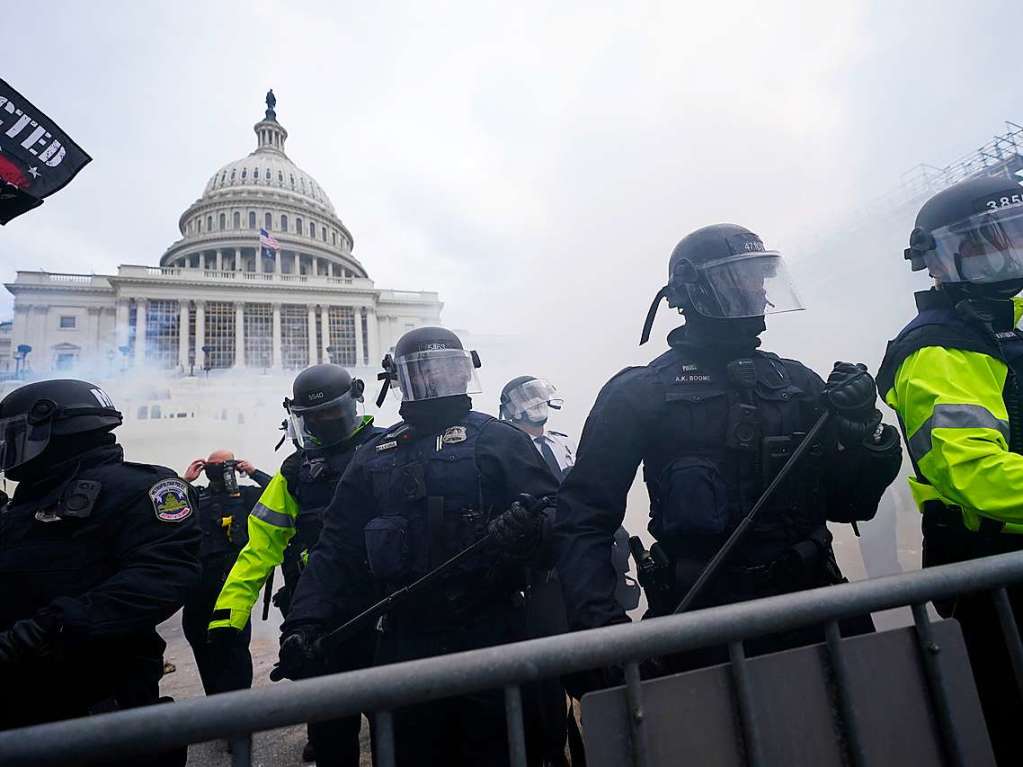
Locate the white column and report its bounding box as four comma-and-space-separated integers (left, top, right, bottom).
178, 301, 189, 371
312, 257, 320, 277
198, 252, 206, 271
366, 307, 379, 367
257, 247, 264, 274
354, 306, 365, 368
115, 300, 130, 350
307, 305, 318, 365
328, 261, 335, 278
320, 305, 331, 364
235, 302, 245, 367
86, 307, 102, 360
235, 247, 243, 272
274, 249, 282, 274
216, 249, 223, 272
271, 302, 282, 368
194, 300, 206, 370
133, 299, 147, 366
294, 252, 301, 275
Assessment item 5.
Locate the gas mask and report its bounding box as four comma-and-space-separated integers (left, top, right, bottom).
205, 461, 239, 494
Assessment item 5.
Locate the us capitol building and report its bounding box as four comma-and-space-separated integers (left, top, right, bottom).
1, 93, 442, 378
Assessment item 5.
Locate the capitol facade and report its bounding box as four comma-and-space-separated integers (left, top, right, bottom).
2, 94, 442, 377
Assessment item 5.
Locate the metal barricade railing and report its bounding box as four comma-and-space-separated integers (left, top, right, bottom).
2, 550, 1023, 767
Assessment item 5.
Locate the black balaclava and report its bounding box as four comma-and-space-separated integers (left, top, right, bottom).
400, 395, 472, 435
6, 430, 117, 485
204, 463, 227, 493
679, 311, 767, 359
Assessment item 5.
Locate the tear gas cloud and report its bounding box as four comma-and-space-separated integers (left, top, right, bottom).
3, 1, 1021, 589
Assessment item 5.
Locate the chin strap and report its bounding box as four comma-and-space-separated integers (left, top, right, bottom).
639, 286, 669, 346
376, 354, 397, 407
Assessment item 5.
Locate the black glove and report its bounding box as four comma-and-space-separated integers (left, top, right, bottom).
0, 611, 59, 665
488, 495, 543, 557
270, 625, 326, 682
824, 361, 883, 447
207, 625, 242, 658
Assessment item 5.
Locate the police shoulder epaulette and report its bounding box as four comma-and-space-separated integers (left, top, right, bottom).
120, 461, 165, 476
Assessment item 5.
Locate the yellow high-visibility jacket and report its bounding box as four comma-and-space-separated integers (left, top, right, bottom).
209, 416, 375, 630
878, 291, 1023, 534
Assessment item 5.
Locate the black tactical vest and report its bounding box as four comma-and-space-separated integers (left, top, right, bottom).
195, 487, 250, 558
642, 345, 828, 564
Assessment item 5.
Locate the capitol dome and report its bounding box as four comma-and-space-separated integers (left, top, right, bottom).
160, 92, 365, 279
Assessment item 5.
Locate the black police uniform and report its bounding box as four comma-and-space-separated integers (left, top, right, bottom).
0, 443, 200, 763
285, 409, 561, 767
279, 428, 383, 767
182, 469, 270, 696
275, 446, 374, 614
555, 326, 902, 664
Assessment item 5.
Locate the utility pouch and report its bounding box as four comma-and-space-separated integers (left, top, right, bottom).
770, 527, 838, 587
726, 402, 760, 452
364, 515, 410, 581
397, 463, 427, 502
651, 457, 730, 538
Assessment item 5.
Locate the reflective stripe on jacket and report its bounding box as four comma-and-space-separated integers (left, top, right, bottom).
208, 470, 299, 629
881, 293, 1023, 533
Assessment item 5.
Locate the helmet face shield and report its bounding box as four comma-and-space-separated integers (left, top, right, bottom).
287, 390, 361, 449
0, 413, 52, 472
923, 206, 1023, 285
395, 349, 482, 402
503, 378, 563, 422
684, 252, 804, 319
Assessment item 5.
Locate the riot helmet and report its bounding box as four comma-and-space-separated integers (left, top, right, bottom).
499, 376, 563, 425
376, 326, 481, 406
0, 379, 122, 474
640, 223, 804, 344
284, 364, 364, 450
906, 175, 1023, 297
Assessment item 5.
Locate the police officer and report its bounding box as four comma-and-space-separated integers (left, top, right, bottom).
209, 363, 381, 765
499, 376, 574, 478
555, 224, 902, 677
0, 379, 200, 766
180, 449, 270, 696
500, 374, 639, 763
278, 327, 562, 767
500, 375, 641, 611
878, 175, 1023, 764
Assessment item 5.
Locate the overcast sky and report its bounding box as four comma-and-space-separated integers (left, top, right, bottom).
3, 1, 1022, 416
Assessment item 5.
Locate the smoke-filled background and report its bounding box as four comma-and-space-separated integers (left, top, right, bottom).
3, 1, 1023, 591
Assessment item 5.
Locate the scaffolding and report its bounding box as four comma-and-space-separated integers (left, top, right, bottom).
868, 121, 1023, 218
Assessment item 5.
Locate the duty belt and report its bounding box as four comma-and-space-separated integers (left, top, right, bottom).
922, 501, 1006, 536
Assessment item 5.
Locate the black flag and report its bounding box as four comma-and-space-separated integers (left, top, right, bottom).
0, 79, 91, 225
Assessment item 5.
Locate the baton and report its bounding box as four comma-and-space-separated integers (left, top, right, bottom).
674, 411, 831, 615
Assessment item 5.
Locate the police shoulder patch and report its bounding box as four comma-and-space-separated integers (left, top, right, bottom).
149, 478, 193, 523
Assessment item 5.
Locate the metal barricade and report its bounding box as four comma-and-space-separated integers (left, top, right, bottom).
2, 550, 1023, 766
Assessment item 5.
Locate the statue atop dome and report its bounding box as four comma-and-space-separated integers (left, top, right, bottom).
265, 89, 277, 121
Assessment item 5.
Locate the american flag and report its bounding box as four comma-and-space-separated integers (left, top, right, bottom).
259, 228, 280, 252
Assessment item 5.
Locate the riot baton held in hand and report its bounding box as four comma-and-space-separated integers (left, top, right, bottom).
261, 567, 275, 621
315, 533, 495, 654
673, 410, 831, 615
